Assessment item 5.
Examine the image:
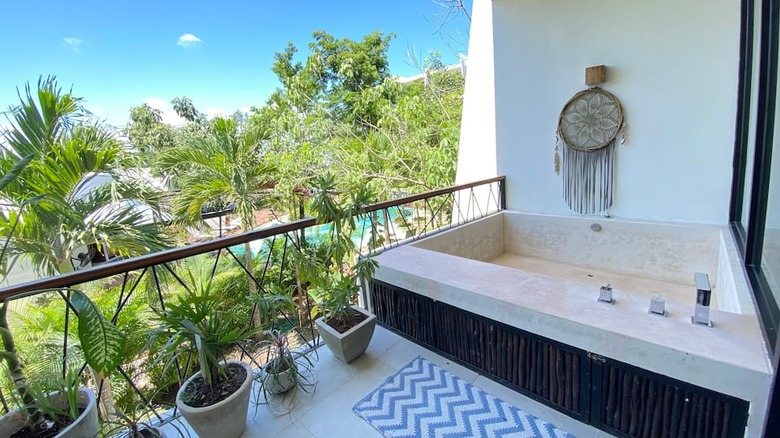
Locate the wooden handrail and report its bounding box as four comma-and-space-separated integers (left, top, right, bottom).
0, 176, 505, 300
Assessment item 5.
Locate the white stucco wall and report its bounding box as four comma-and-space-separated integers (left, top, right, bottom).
458, 0, 741, 224
454, 0, 497, 184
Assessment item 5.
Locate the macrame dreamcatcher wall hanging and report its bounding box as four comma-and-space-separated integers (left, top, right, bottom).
555, 87, 625, 215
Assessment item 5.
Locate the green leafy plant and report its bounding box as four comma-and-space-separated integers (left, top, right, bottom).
246, 283, 296, 330
254, 329, 315, 411
0, 153, 126, 434
148, 270, 257, 401
0, 287, 127, 433
302, 173, 377, 325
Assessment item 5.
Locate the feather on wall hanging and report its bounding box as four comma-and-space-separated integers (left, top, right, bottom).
556, 87, 625, 214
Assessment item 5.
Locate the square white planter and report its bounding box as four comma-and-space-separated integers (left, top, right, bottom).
315, 305, 376, 363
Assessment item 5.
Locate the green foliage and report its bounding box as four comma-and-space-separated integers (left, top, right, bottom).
71, 290, 127, 379
0, 77, 172, 277
158, 116, 275, 230
247, 283, 296, 330
148, 270, 257, 391
255, 35, 463, 221
171, 96, 202, 123
126, 104, 178, 156
299, 174, 377, 323
100, 400, 186, 438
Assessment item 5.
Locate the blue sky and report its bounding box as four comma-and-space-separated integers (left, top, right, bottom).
0, 1, 471, 127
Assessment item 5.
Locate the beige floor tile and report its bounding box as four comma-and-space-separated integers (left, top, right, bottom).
160, 333, 598, 438
273, 421, 316, 438
288, 345, 382, 418
365, 325, 404, 357
375, 336, 479, 384
243, 387, 296, 437
296, 356, 394, 438
375, 335, 433, 369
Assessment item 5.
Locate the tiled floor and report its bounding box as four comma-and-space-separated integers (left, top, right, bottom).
161, 326, 613, 438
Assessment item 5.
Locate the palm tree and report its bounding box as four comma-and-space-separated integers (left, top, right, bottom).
158, 117, 276, 329
0, 77, 173, 420
0, 77, 173, 277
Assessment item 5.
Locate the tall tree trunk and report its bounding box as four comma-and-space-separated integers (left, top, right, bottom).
0, 302, 46, 431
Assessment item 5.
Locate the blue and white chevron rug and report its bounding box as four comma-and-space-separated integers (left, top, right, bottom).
353, 356, 576, 438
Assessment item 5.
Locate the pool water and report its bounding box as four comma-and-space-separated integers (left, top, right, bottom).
230, 208, 412, 257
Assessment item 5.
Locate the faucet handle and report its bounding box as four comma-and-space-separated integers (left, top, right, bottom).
692, 273, 712, 327
598, 283, 614, 304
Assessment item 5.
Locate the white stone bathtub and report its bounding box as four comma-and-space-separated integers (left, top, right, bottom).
373, 211, 773, 437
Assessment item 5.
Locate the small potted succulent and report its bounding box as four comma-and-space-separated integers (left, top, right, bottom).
148, 277, 256, 438
256, 329, 315, 398
303, 174, 378, 363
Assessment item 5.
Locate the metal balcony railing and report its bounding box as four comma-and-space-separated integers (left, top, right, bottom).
0, 176, 505, 425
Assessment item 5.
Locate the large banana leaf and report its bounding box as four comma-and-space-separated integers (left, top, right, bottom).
71, 290, 126, 379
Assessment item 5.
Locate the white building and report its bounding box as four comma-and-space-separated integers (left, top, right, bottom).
378, 0, 780, 436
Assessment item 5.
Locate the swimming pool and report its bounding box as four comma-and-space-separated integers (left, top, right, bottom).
229, 208, 412, 257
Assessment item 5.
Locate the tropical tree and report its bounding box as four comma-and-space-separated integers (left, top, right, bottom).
0, 76, 173, 278
256, 35, 463, 205
0, 76, 172, 421
171, 96, 202, 124
157, 117, 276, 328
265, 31, 395, 129
126, 103, 178, 157
334, 60, 464, 193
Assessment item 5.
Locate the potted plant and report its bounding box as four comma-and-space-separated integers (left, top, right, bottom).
256, 329, 315, 399
0, 285, 126, 438
0, 158, 123, 437
0, 368, 98, 438
148, 277, 257, 438
303, 174, 378, 364
99, 401, 189, 438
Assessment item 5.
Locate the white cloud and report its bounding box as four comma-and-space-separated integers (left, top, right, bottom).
143, 98, 168, 110
62, 37, 83, 51
177, 33, 202, 47
143, 97, 187, 126
87, 105, 105, 116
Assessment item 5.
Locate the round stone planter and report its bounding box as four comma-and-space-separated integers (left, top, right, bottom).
176, 360, 252, 438
0, 387, 98, 438
119, 426, 167, 438
315, 305, 377, 363
260, 361, 297, 394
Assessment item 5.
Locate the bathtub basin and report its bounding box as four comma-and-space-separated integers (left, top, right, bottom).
373, 211, 772, 437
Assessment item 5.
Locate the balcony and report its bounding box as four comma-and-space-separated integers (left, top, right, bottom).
0, 173, 768, 437
155, 325, 606, 437
0, 177, 510, 437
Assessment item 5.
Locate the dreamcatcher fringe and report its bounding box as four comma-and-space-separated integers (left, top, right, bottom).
561, 141, 615, 214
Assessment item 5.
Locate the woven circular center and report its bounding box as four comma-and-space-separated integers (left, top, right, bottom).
559, 89, 621, 151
